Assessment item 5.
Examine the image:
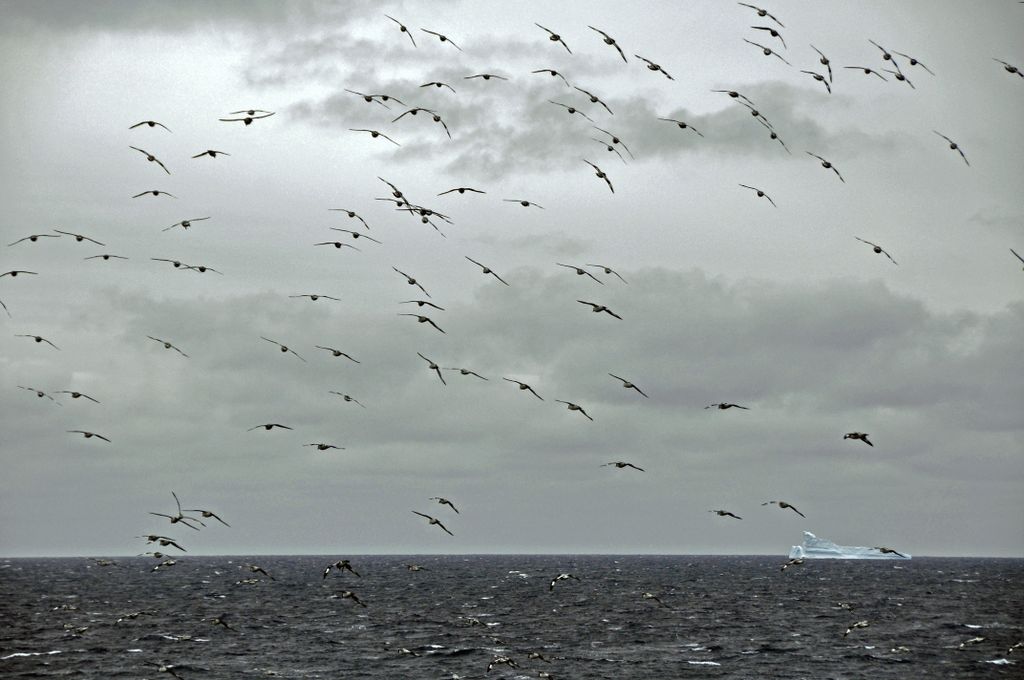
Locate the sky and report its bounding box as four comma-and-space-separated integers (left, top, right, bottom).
0, 0, 1021, 558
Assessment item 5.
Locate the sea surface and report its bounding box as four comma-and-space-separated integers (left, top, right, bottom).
1, 555, 1021, 679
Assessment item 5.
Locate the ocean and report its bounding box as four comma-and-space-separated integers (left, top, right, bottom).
1, 555, 1020, 678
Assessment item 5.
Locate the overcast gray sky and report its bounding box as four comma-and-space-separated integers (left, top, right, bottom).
1, 0, 1021, 558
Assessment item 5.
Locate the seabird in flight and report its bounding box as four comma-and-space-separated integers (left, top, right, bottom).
8, 233, 60, 245
129, 146, 170, 173
577, 300, 622, 319
535, 23, 571, 53
418, 353, 447, 385
854, 237, 897, 265
444, 367, 487, 380
191, 149, 230, 159
16, 334, 60, 349
329, 392, 366, 407
503, 378, 542, 400
843, 432, 874, 447
705, 402, 749, 410
219, 112, 275, 125
324, 559, 361, 578
602, 461, 644, 471
182, 507, 230, 526
56, 390, 100, 403
549, 573, 580, 591
412, 510, 454, 536
399, 313, 446, 334
557, 263, 604, 284
385, 15, 416, 46
260, 336, 306, 361
555, 400, 594, 421
709, 510, 742, 519
316, 346, 360, 362
738, 2, 784, 27
420, 28, 462, 50
586, 263, 627, 283
248, 423, 293, 432
146, 336, 188, 357
393, 267, 431, 297
429, 497, 460, 513
465, 256, 510, 285
130, 120, 171, 131
933, 130, 969, 165
806, 152, 845, 182
53, 229, 104, 245
588, 25, 627, 62
305, 443, 344, 451
762, 500, 806, 517
149, 492, 204, 529
738, 184, 777, 207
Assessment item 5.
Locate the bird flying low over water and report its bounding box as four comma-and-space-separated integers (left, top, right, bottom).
843, 620, 870, 637
549, 573, 580, 591
781, 558, 804, 572
710, 510, 742, 519
260, 336, 306, 361
182, 507, 230, 526
763, 500, 806, 517
324, 559, 360, 578
243, 564, 276, 580
874, 546, 907, 557
854, 237, 897, 265
412, 510, 454, 535
609, 374, 648, 397
602, 461, 644, 471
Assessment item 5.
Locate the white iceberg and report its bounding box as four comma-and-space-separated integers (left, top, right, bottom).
788, 531, 911, 559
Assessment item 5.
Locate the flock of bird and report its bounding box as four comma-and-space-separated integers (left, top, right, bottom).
5, 3, 1023, 676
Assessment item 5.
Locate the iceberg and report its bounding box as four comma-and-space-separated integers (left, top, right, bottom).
788, 531, 911, 560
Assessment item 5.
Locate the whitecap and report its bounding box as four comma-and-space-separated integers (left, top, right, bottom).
1, 650, 63, 660
984, 659, 1013, 665
687, 660, 721, 666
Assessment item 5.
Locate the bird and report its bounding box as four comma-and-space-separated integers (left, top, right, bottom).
143, 661, 185, 679
420, 28, 461, 50
343, 88, 392, 108
503, 378, 543, 400
290, 293, 340, 302
530, 68, 571, 87
228, 108, 274, 116
420, 80, 455, 92
243, 564, 276, 580
634, 54, 674, 79
843, 65, 888, 80
535, 23, 571, 53
705, 402, 749, 410
738, 184, 777, 207
609, 373, 648, 397
305, 442, 344, 452
548, 100, 594, 122
418, 353, 447, 385
315, 346, 360, 362
810, 44, 833, 81
393, 267, 431, 297
329, 228, 381, 244
574, 86, 614, 115
53, 229, 104, 245
162, 216, 210, 232
1011, 248, 1024, 270
438, 186, 485, 196
412, 510, 454, 535
642, 592, 670, 608
9, 233, 61, 245
752, 25, 786, 49
993, 58, 1023, 78
399, 313, 445, 334
882, 67, 915, 88
586, 263, 627, 283
602, 461, 644, 471
204, 614, 236, 631
138, 534, 185, 551
659, 117, 704, 137
129, 146, 170, 174
801, 69, 831, 93
315, 241, 360, 251
329, 391, 366, 407
712, 89, 755, 105
191, 149, 230, 158
503, 198, 544, 209
324, 559, 360, 578
146, 336, 188, 357
182, 508, 230, 527
806, 152, 845, 182
843, 621, 870, 637
430, 497, 460, 513
337, 590, 368, 607
385, 14, 416, 46
869, 38, 898, 63
84, 254, 128, 262
130, 120, 171, 131
182, 264, 221, 274
16, 334, 60, 349
854, 237, 898, 265
260, 336, 306, 361
762, 500, 806, 517
549, 573, 580, 591
401, 299, 444, 310
349, 128, 400, 146
248, 423, 293, 432
405, 563, 428, 571
781, 558, 805, 572
738, 2, 784, 27
709, 510, 742, 519
0, 299, 7, 317
55, 390, 100, 403
843, 432, 874, 447
151, 258, 189, 269
219, 112, 275, 125
933, 131, 969, 165
892, 51, 934, 75
588, 25, 627, 62
743, 39, 791, 65
592, 137, 628, 162
555, 400, 593, 421
444, 367, 486, 379
487, 656, 519, 672
577, 300, 622, 319
557, 263, 604, 284
874, 546, 907, 558
582, 159, 614, 193
465, 256, 509, 285
593, 126, 634, 159
149, 492, 204, 530
18, 386, 59, 402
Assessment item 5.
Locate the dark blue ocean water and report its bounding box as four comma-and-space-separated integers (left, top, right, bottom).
1, 555, 1021, 679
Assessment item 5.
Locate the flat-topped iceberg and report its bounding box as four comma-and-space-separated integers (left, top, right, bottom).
788, 531, 911, 559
